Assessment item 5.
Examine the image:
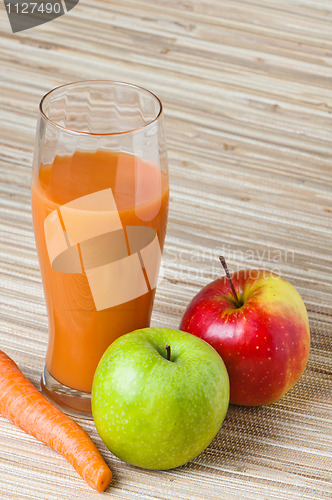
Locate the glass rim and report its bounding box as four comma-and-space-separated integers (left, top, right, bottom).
39, 80, 163, 136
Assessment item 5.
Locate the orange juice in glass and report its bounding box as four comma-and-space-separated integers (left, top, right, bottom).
31, 82, 169, 417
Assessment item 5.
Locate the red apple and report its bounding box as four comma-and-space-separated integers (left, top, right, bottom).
179, 258, 310, 406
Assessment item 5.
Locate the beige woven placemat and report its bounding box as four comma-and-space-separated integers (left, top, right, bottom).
0, 1, 331, 498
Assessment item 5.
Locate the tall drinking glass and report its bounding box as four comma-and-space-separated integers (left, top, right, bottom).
31, 81, 169, 418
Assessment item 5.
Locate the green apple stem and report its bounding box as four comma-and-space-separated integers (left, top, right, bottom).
219, 256, 242, 308
165, 344, 171, 361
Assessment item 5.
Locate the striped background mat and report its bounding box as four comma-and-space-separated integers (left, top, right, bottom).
0, 0, 331, 498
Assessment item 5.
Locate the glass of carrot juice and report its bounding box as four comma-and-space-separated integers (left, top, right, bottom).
31, 81, 169, 418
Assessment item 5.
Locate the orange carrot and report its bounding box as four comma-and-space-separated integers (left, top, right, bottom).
0, 350, 112, 492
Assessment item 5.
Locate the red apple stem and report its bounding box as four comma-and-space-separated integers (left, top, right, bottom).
165, 344, 171, 361
219, 256, 242, 308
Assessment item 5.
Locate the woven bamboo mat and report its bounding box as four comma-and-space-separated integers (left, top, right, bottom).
0, 1, 332, 498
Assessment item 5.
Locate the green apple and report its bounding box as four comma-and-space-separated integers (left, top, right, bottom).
91, 327, 229, 470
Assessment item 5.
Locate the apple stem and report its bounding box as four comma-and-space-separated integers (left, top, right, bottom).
219, 256, 242, 308
165, 344, 171, 361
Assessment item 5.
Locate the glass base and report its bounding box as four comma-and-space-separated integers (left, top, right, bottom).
41, 366, 92, 419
